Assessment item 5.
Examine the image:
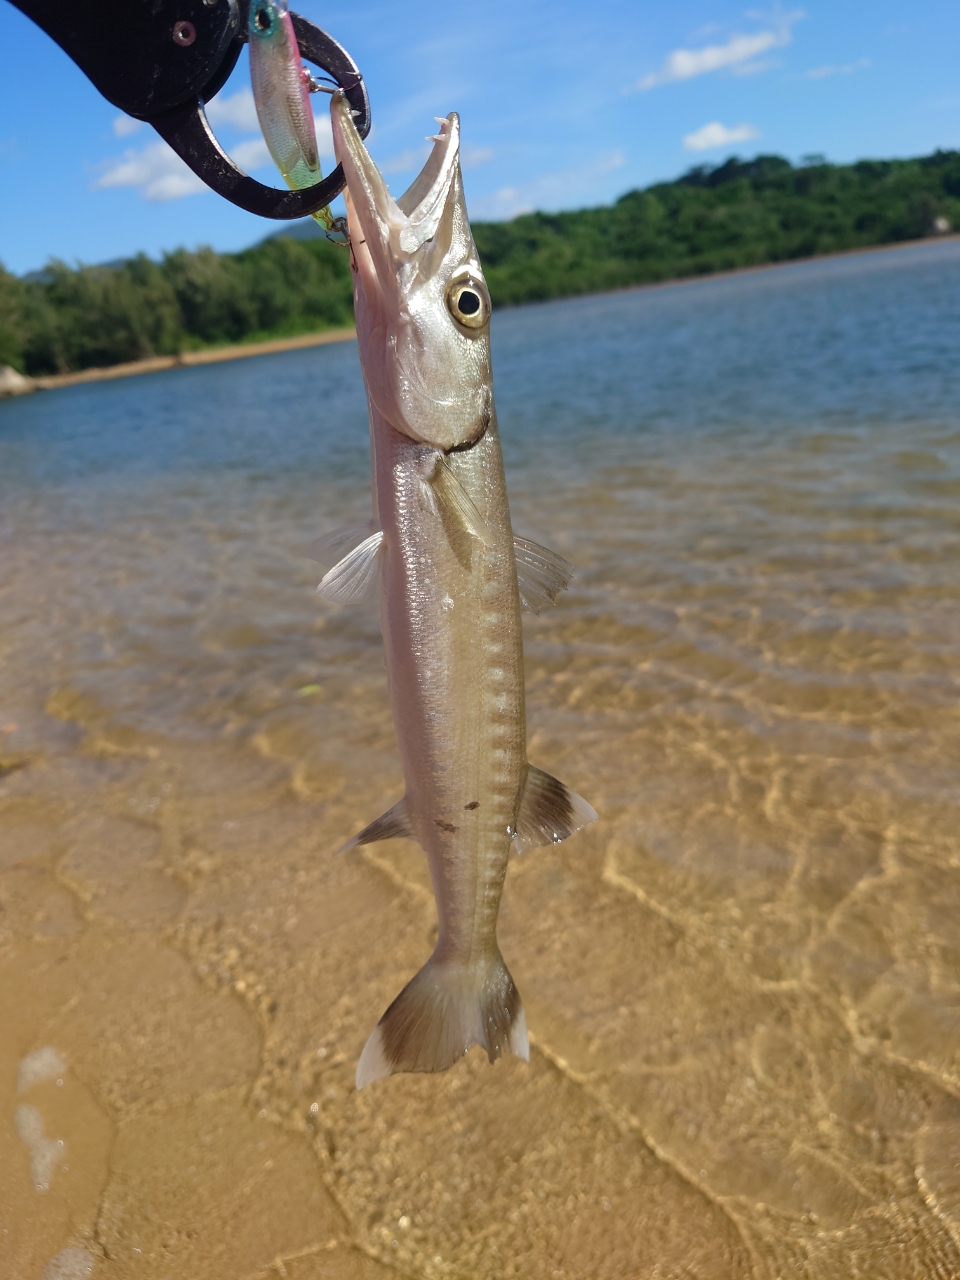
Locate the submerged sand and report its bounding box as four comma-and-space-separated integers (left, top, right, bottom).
4, 257, 960, 1276
4, 460, 959, 1277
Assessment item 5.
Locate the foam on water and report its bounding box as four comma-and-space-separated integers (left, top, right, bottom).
15, 1103, 65, 1191
18, 1046, 67, 1092
41, 1248, 96, 1280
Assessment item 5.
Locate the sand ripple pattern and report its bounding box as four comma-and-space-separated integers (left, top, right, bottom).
2, 241, 960, 1276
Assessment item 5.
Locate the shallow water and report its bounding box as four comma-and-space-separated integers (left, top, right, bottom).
2, 239, 960, 1279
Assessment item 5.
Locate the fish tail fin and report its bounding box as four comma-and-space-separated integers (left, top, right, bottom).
355, 951, 529, 1089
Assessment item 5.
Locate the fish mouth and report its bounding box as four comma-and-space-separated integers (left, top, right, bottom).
331, 92, 491, 450
330, 92, 460, 273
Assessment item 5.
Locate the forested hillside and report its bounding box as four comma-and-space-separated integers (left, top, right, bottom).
474, 150, 960, 304
0, 236, 354, 376
2, 149, 958, 377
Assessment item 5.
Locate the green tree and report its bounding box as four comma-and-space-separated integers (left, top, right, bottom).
6, 148, 960, 376
0, 263, 25, 370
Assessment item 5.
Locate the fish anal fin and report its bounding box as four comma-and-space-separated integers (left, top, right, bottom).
513, 764, 597, 854
514, 535, 573, 614
356, 951, 528, 1089
421, 454, 492, 547
317, 529, 384, 604
336, 797, 414, 855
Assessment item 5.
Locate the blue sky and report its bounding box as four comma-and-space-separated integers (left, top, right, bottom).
2, 1, 959, 275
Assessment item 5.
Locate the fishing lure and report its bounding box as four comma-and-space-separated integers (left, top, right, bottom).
248, 0, 343, 234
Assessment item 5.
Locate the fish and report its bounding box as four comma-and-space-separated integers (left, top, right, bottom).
323, 92, 597, 1089
247, 0, 339, 232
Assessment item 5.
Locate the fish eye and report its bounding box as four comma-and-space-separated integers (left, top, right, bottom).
446, 277, 490, 331
253, 5, 274, 32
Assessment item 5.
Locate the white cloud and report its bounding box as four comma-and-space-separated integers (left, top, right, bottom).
462, 146, 495, 169
96, 105, 336, 200
313, 113, 334, 160
95, 141, 207, 201
598, 151, 626, 174
732, 57, 780, 76
375, 140, 494, 178
683, 121, 761, 152
471, 151, 625, 221
206, 87, 260, 132
380, 146, 430, 175
631, 8, 803, 91
806, 57, 870, 80
112, 115, 141, 138
230, 137, 271, 172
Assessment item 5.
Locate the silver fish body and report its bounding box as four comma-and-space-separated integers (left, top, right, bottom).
379, 407, 523, 947
327, 96, 596, 1087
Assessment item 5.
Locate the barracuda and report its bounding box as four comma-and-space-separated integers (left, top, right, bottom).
324, 94, 597, 1088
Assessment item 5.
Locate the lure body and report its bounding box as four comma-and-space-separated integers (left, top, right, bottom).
248, 0, 320, 192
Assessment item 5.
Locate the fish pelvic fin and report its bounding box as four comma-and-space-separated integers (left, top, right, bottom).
316, 528, 384, 604
355, 952, 529, 1089
514, 764, 598, 854
335, 797, 414, 855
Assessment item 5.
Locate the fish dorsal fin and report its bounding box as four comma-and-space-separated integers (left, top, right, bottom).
316, 529, 384, 604
422, 454, 492, 546
513, 765, 597, 854
513, 536, 573, 614
336, 797, 415, 855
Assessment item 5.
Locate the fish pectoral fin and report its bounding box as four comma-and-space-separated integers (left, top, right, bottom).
422, 455, 492, 547
513, 764, 598, 854
316, 529, 384, 604
303, 519, 379, 563
335, 797, 415, 855
513, 536, 574, 614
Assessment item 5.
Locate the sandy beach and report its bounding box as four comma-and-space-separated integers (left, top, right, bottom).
23, 327, 358, 392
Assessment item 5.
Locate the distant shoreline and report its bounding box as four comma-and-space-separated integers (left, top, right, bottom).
577, 230, 960, 301
5, 232, 959, 397
9, 326, 357, 396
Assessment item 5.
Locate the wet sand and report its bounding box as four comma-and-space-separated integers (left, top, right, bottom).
3, 245, 960, 1278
